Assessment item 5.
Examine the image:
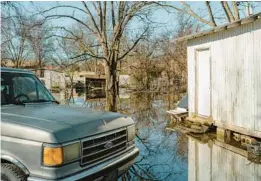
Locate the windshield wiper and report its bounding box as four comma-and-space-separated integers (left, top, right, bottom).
14, 99, 60, 104
12, 102, 26, 106
28, 99, 60, 104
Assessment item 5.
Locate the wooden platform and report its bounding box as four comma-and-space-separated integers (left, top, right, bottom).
187, 116, 213, 126
166, 108, 188, 115
166, 109, 215, 134
166, 108, 188, 122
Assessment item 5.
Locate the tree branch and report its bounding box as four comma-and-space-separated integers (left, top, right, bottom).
205, 1, 217, 26
82, 1, 101, 36
232, 1, 240, 20
70, 52, 107, 61
181, 2, 217, 27
154, 2, 217, 27
39, 5, 88, 15
221, 1, 235, 22
118, 27, 149, 61
44, 14, 96, 35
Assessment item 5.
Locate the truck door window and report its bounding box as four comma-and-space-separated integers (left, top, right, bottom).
13, 76, 37, 100
1, 72, 55, 104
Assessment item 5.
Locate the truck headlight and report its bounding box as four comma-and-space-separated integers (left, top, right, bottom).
43, 142, 80, 166
63, 142, 80, 163
127, 125, 136, 141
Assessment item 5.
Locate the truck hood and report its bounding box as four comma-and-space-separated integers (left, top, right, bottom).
1, 104, 133, 143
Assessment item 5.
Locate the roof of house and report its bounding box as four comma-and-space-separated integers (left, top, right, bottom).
0, 67, 34, 74
176, 12, 261, 42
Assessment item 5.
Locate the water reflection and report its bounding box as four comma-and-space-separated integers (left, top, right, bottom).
53, 89, 188, 181
52, 88, 261, 180
188, 135, 261, 181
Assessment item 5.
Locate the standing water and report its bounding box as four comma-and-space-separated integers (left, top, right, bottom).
53, 89, 188, 181
53, 88, 261, 181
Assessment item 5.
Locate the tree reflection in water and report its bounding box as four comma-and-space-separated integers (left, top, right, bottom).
53, 89, 188, 181
120, 92, 188, 181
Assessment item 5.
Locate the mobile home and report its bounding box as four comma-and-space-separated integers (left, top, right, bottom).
179, 13, 261, 138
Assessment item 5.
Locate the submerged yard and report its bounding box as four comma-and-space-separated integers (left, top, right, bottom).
54, 90, 188, 181
53, 88, 261, 181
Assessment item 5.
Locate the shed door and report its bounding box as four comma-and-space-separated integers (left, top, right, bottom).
196, 49, 211, 117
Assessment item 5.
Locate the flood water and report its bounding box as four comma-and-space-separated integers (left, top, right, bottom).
53, 89, 261, 181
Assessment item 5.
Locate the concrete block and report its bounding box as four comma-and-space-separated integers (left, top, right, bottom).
217, 127, 225, 142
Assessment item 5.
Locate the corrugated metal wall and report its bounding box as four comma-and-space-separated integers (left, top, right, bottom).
187, 18, 261, 133
188, 138, 261, 181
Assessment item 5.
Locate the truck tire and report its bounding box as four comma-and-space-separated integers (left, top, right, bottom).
1, 163, 26, 181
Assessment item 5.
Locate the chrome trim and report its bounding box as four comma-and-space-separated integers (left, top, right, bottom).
83, 147, 126, 165
27, 147, 139, 181
81, 128, 127, 166
1, 154, 30, 175
82, 134, 126, 150
127, 125, 136, 141
81, 127, 126, 142
83, 141, 127, 158
82, 145, 134, 169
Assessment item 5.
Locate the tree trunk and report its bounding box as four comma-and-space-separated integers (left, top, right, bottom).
105, 60, 118, 112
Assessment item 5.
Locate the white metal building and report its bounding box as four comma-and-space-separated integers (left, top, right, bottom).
37, 69, 66, 92
179, 13, 261, 138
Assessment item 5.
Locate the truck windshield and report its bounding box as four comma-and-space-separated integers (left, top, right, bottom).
1, 72, 56, 105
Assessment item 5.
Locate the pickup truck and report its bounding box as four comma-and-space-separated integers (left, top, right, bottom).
1, 67, 139, 181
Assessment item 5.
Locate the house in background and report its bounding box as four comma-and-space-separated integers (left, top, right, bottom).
1, 61, 66, 92
178, 13, 261, 139
119, 75, 130, 87
34, 66, 66, 92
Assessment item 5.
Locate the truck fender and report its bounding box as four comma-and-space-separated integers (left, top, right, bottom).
1, 154, 30, 175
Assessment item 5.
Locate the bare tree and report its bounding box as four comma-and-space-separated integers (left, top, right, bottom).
156, 1, 259, 28
26, 18, 54, 70
130, 40, 162, 91
1, 2, 32, 67
156, 14, 194, 109
40, 1, 156, 111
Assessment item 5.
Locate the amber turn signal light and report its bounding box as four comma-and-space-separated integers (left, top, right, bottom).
43, 147, 63, 166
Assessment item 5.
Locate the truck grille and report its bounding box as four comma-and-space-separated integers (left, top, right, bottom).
81, 128, 127, 166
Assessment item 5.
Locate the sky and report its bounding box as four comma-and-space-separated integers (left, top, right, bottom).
12, 1, 261, 38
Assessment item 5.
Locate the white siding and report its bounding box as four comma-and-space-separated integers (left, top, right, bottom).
187, 18, 261, 135
253, 19, 261, 131
41, 70, 66, 91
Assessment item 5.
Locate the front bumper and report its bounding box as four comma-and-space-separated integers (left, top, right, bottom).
28, 147, 139, 181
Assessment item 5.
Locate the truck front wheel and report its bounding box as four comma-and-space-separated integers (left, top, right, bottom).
1, 163, 26, 181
